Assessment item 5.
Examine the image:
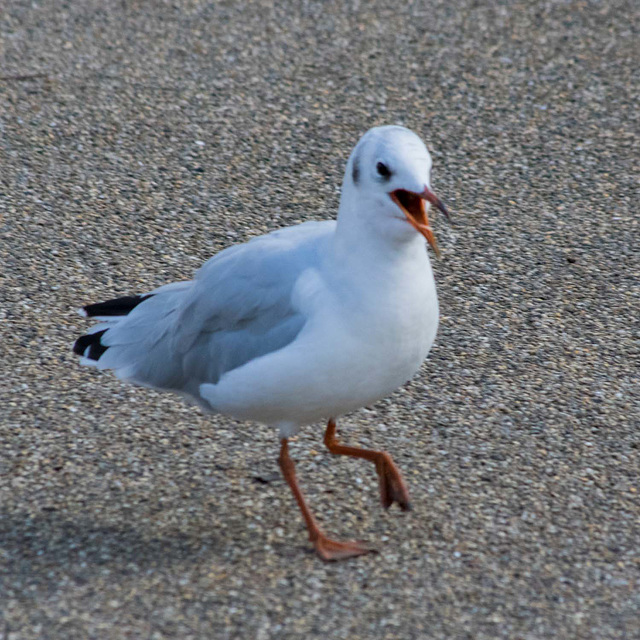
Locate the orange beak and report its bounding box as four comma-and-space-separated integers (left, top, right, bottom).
390, 187, 450, 257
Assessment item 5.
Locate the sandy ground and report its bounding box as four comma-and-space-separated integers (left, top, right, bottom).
1, 1, 638, 638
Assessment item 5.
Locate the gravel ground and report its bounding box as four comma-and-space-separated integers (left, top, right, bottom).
1, 1, 638, 638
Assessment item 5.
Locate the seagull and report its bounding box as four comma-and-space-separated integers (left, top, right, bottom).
73, 125, 450, 561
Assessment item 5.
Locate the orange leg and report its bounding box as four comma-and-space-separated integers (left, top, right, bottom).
278, 438, 375, 561
324, 418, 412, 511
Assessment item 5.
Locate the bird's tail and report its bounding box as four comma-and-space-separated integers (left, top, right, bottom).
73, 294, 154, 362
72, 282, 193, 390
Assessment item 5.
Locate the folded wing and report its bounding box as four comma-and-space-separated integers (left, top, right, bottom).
74, 221, 333, 408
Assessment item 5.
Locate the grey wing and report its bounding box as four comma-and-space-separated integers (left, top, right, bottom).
77, 220, 333, 405
174, 245, 310, 397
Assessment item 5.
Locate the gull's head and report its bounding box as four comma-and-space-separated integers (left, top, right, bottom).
343, 125, 450, 256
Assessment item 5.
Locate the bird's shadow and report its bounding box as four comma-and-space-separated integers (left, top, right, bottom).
0, 508, 224, 589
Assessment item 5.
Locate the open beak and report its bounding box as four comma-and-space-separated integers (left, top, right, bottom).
390, 187, 451, 257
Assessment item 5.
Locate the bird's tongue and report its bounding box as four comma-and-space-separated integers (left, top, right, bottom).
391, 190, 440, 257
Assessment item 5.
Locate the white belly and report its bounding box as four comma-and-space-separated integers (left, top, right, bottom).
204, 267, 439, 426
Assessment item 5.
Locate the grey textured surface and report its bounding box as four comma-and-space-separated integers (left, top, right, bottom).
1, 1, 638, 638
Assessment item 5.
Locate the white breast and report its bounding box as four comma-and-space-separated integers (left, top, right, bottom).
206, 250, 439, 426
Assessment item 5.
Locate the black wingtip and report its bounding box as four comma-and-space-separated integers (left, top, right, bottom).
82, 294, 153, 318
73, 329, 108, 360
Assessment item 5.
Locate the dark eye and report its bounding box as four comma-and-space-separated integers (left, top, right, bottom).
376, 162, 392, 179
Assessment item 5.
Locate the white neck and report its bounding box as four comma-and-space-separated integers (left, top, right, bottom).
328, 178, 432, 287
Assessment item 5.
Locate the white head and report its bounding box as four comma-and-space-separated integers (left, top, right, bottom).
338, 125, 449, 255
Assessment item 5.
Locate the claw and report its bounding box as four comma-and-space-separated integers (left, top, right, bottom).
376, 452, 412, 511
313, 533, 377, 561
